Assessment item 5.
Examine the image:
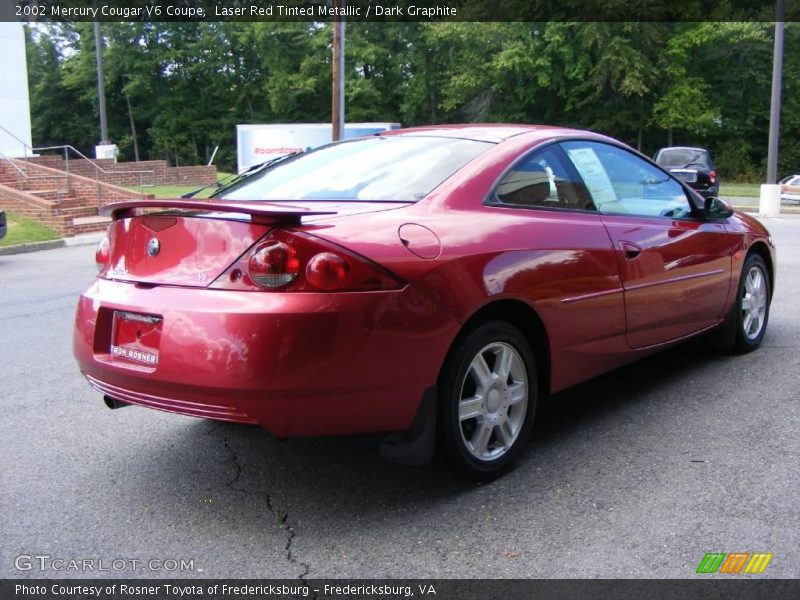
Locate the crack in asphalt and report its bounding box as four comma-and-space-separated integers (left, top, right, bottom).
222, 436, 244, 491
265, 493, 312, 582
218, 432, 312, 581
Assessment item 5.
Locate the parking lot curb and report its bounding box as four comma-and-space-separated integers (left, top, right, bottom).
0, 239, 66, 256
740, 206, 800, 215
0, 232, 104, 256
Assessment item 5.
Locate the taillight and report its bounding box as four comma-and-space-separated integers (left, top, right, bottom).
211, 229, 403, 292
248, 240, 300, 288
710, 170, 717, 184
306, 252, 351, 291
95, 235, 110, 273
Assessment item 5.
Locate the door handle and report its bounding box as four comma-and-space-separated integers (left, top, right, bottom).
620, 241, 642, 260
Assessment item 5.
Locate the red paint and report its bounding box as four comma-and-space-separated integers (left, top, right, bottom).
74, 125, 774, 437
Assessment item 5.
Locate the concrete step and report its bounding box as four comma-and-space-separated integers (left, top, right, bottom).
70, 216, 113, 236
27, 189, 71, 202
57, 206, 99, 218
14, 182, 70, 194
27, 188, 67, 195
72, 215, 111, 227
54, 197, 93, 209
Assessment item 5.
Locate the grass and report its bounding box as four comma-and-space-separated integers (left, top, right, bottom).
0, 212, 60, 247
128, 171, 236, 199
719, 182, 762, 198
144, 184, 211, 198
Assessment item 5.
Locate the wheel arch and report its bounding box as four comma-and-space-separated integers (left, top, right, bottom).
447, 299, 551, 397
747, 240, 774, 300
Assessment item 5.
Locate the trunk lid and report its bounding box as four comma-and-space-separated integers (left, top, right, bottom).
103, 214, 271, 287
99, 198, 404, 287
100, 199, 337, 288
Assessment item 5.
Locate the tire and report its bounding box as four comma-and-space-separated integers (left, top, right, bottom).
730, 253, 771, 353
437, 321, 537, 480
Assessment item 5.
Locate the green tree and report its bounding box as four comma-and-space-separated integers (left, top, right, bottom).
25, 24, 95, 153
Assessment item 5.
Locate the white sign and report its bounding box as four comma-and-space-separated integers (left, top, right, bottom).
236, 122, 401, 173
565, 146, 618, 208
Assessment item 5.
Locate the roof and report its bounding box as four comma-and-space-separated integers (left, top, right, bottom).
657, 146, 709, 153
379, 123, 581, 144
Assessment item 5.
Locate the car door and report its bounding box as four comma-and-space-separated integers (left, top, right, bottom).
560, 140, 739, 349
484, 142, 627, 391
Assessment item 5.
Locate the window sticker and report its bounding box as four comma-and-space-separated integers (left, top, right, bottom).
565, 147, 617, 206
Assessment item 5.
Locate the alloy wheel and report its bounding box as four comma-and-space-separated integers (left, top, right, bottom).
741, 264, 768, 341
457, 342, 528, 461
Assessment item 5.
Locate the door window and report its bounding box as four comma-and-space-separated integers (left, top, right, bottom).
561, 141, 693, 219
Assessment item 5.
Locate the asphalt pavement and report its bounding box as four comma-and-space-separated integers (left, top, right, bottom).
1, 214, 798, 579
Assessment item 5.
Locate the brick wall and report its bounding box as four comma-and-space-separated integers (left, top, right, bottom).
0, 160, 156, 237
16, 160, 140, 205
0, 183, 70, 235
26, 156, 217, 187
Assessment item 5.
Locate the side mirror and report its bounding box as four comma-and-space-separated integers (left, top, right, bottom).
705, 196, 734, 219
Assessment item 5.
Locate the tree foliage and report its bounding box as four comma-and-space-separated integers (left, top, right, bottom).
24, 21, 800, 179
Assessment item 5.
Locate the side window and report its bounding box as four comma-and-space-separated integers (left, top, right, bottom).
560, 141, 693, 219
494, 144, 595, 210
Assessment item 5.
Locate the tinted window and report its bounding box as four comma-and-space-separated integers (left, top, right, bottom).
561, 141, 693, 219
218, 136, 492, 202
656, 148, 711, 169
495, 144, 594, 210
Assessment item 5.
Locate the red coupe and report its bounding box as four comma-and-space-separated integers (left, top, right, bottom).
74, 125, 774, 479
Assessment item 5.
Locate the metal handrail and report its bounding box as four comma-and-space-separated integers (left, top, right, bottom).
0, 125, 155, 208
0, 148, 28, 178
0, 125, 33, 152
33, 144, 154, 206
0, 148, 69, 201
0, 125, 32, 174
0, 127, 154, 207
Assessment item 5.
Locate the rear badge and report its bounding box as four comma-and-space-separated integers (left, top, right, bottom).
147, 238, 160, 257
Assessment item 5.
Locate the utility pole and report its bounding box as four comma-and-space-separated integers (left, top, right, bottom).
766, 0, 784, 184
758, 0, 784, 217
760, 0, 785, 217
93, 19, 109, 144
331, 0, 345, 141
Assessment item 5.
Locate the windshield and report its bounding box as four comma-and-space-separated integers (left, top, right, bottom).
656, 148, 711, 169
217, 136, 493, 202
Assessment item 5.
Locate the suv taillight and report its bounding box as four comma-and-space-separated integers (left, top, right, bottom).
211, 229, 404, 292
710, 170, 717, 184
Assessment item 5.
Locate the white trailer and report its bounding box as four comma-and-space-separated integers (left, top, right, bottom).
236, 122, 400, 173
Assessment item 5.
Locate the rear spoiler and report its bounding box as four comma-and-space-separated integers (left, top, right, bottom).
100, 199, 336, 224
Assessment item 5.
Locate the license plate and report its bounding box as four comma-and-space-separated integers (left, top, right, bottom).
110, 311, 162, 366
670, 169, 698, 183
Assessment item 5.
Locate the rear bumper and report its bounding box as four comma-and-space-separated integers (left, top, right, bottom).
74, 278, 458, 436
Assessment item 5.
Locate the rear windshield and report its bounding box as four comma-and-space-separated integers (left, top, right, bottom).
656, 148, 711, 169
218, 136, 493, 202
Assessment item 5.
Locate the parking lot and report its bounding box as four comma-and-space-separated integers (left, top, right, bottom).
1, 214, 798, 579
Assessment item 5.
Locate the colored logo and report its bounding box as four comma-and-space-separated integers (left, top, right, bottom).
696, 552, 773, 574
147, 238, 160, 257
